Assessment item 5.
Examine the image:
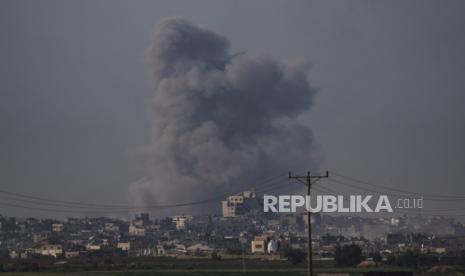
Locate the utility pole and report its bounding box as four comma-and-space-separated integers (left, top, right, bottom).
241, 240, 246, 274
289, 171, 329, 276
239, 236, 246, 274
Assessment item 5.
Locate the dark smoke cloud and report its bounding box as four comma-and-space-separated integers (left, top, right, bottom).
129, 17, 318, 211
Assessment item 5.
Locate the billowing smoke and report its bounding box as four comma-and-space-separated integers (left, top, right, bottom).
129, 17, 318, 212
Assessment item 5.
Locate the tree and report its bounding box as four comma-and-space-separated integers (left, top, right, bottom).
211, 251, 222, 260
335, 244, 363, 267
395, 251, 418, 267
417, 253, 437, 267
373, 252, 382, 263
283, 248, 306, 265
460, 250, 465, 265
386, 254, 396, 265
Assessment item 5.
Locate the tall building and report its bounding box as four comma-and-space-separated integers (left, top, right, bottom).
222, 188, 256, 218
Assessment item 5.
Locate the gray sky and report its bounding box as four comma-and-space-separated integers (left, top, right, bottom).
1, 0, 465, 218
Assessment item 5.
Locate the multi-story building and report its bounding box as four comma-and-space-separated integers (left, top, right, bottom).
222, 188, 256, 218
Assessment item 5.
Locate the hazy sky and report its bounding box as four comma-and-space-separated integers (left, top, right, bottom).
1, 1, 465, 218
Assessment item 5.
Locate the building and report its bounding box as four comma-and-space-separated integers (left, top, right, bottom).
9, 250, 27, 259
156, 245, 166, 256
385, 233, 406, 249
251, 235, 268, 254
173, 215, 192, 230
64, 251, 80, 259
36, 243, 63, 258
174, 244, 187, 255
104, 223, 119, 232
117, 242, 130, 252
187, 243, 213, 256
86, 243, 101, 251
128, 224, 146, 236
222, 188, 256, 218
32, 232, 49, 243
137, 213, 150, 225
52, 223, 64, 233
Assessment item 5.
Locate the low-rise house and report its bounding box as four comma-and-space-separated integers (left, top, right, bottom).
173, 215, 192, 230
104, 223, 119, 232
187, 243, 213, 256
117, 242, 130, 252
35, 242, 63, 258
63, 244, 85, 259
86, 243, 101, 251
172, 244, 187, 255
251, 235, 268, 254
128, 224, 145, 236
134, 247, 156, 257
52, 223, 64, 233
64, 251, 80, 258
433, 247, 447, 254
9, 249, 28, 259
156, 244, 166, 256
32, 232, 50, 243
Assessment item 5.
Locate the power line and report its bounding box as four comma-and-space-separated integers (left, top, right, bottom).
264, 177, 465, 215
326, 177, 465, 202
393, 206, 465, 213
331, 171, 465, 200
393, 209, 465, 217
324, 178, 465, 217
0, 173, 287, 214
0, 188, 129, 208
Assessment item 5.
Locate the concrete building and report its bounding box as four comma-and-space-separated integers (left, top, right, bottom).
251, 235, 268, 254
222, 188, 256, 218
64, 251, 80, 259
104, 223, 119, 232
156, 244, 166, 256
173, 215, 192, 230
52, 223, 64, 233
86, 243, 101, 251
8, 250, 27, 259
187, 243, 213, 256
128, 224, 145, 236
36, 243, 63, 258
117, 242, 130, 252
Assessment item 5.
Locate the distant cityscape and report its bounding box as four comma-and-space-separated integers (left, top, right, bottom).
1, 188, 464, 262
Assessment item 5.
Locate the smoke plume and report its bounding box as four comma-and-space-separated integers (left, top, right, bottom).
129, 17, 318, 212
